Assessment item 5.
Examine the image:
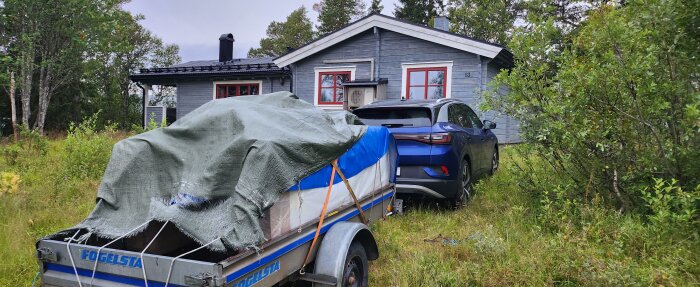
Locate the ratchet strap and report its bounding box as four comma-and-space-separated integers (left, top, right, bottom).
300, 159, 370, 273
301, 160, 338, 272
331, 161, 368, 225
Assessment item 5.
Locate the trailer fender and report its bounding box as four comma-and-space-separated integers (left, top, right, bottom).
313, 222, 378, 286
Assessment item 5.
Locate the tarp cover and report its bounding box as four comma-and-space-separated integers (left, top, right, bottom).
70, 92, 366, 251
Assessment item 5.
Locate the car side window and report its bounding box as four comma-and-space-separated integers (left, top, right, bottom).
447, 104, 459, 126
447, 104, 465, 128
464, 106, 483, 129
448, 104, 471, 128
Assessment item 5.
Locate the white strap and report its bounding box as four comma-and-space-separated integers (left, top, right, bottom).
140, 221, 169, 287
164, 237, 222, 287
65, 230, 83, 287
90, 220, 152, 286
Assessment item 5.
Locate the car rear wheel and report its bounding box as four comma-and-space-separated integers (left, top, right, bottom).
450, 160, 471, 208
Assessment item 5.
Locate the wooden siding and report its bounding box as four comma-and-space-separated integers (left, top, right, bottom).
171, 28, 521, 142
145, 106, 165, 126
292, 31, 375, 104
291, 29, 522, 143
381, 31, 482, 101
483, 61, 521, 143
175, 77, 290, 119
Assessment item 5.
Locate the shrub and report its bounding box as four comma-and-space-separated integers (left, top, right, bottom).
63, 113, 116, 179
131, 113, 168, 134
641, 178, 699, 227
0, 172, 21, 195
0, 126, 48, 168
485, 0, 700, 212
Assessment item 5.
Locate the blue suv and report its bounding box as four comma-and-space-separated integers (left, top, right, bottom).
353, 99, 499, 206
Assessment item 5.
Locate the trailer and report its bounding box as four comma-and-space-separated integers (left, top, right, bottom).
36, 184, 394, 287
35, 92, 399, 287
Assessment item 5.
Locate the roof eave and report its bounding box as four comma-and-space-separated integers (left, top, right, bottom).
129, 70, 289, 84
274, 14, 505, 67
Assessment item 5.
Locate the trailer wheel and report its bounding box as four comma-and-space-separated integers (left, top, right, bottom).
342, 242, 368, 287
313, 222, 377, 287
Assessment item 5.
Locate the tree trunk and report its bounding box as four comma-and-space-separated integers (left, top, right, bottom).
612, 169, 625, 214
20, 50, 34, 128
9, 71, 18, 141
122, 81, 129, 129
34, 66, 52, 135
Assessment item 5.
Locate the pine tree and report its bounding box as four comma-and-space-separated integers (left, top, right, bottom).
394, 0, 444, 26
447, 0, 520, 44
248, 7, 314, 57
369, 0, 384, 14
315, 0, 366, 35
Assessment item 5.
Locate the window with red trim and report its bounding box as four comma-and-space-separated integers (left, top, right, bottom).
318, 71, 351, 105
215, 83, 260, 99
406, 67, 447, 100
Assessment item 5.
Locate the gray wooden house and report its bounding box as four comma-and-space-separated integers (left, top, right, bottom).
131, 14, 521, 143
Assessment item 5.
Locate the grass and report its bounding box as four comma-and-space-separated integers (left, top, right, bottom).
0, 130, 119, 286
0, 134, 697, 286
369, 146, 700, 286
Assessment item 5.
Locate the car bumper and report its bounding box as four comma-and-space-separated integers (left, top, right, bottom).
396, 178, 460, 199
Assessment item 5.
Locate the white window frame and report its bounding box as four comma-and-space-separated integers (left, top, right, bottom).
401, 61, 453, 100
313, 66, 356, 108
212, 80, 264, 99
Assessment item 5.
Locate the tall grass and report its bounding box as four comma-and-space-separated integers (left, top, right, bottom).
370, 146, 699, 286
0, 121, 120, 286
0, 130, 697, 286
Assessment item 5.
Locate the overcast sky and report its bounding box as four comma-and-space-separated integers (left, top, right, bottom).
122, 0, 400, 63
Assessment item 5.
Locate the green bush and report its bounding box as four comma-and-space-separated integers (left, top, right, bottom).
130, 113, 168, 134
485, 0, 700, 212
63, 113, 116, 179
0, 126, 48, 168
641, 178, 699, 228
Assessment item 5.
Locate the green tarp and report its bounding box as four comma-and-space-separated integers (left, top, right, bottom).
69, 92, 365, 251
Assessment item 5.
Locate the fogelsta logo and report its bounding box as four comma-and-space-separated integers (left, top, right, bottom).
234, 260, 280, 287
80, 249, 143, 268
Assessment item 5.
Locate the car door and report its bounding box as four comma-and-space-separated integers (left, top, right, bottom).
463, 105, 491, 175
445, 104, 480, 172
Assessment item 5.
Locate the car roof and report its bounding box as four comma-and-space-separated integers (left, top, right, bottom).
355, 98, 463, 110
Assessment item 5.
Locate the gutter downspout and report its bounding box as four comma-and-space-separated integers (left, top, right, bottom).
288, 66, 294, 93
136, 83, 146, 128
374, 27, 380, 81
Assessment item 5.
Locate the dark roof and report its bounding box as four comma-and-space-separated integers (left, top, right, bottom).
357, 98, 462, 109
130, 57, 288, 84
274, 13, 513, 68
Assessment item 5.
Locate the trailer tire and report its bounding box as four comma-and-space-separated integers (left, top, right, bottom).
342, 241, 368, 287
313, 222, 377, 287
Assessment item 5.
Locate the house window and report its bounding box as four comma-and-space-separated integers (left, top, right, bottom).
318, 71, 351, 105
406, 67, 447, 100
215, 83, 260, 99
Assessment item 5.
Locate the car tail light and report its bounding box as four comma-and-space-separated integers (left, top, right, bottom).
430, 133, 452, 144
393, 133, 452, 144
440, 165, 449, 175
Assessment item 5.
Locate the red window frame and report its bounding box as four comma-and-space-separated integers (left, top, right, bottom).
317, 71, 351, 105
405, 67, 448, 100
215, 83, 260, 99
